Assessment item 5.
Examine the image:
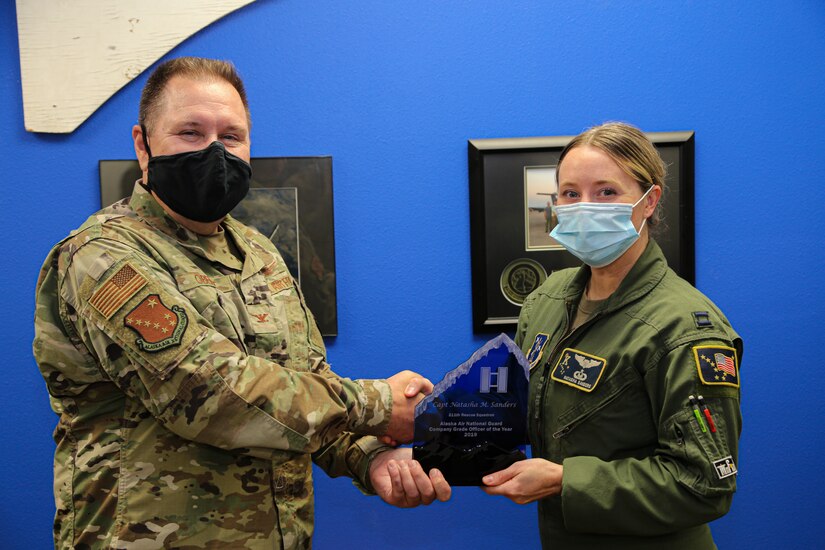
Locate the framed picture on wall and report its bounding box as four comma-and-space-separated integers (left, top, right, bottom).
468, 131, 695, 333
99, 157, 339, 336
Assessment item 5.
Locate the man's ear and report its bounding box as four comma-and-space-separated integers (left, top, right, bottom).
132, 125, 150, 182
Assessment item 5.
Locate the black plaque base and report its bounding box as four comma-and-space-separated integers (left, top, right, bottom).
413, 441, 527, 486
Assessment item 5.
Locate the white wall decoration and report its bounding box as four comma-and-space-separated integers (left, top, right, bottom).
15, 0, 257, 133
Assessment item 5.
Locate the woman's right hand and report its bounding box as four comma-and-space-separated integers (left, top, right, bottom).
481, 458, 563, 504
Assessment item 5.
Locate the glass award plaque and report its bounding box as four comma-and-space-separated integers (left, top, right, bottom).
413, 334, 529, 485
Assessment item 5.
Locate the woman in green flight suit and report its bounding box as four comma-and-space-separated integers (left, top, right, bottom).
482, 122, 742, 549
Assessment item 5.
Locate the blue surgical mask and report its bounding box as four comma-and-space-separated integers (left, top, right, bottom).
550, 187, 653, 268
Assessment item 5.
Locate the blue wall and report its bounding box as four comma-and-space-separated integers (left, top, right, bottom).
3, 1, 824, 548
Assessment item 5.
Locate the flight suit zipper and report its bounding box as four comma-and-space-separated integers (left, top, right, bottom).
533, 300, 608, 455
552, 378, 634, 439
533, 299, 576, 456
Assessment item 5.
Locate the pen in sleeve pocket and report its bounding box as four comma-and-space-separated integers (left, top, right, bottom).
688, 395, 707, 433
697, 395, 717, 433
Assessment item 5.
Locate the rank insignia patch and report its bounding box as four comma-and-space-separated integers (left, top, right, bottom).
89, 263, 147, 319
550, 348, 607, 392
124, 294, 188, 352
526, 333, 550, 368
693, 345, 739, 387
712, 456, 738, 479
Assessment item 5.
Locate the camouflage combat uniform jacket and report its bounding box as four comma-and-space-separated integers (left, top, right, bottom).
33, 184, 391, 549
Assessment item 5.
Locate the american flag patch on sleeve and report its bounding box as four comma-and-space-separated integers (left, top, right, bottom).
693, 345, 739, 388
89, 263, 148, 319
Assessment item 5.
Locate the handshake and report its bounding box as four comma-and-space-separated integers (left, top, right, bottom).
383, 369, 434, 445
366, 369, 451, 507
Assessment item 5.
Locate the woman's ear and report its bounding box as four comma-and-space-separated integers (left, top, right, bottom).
645, 184, 663, 219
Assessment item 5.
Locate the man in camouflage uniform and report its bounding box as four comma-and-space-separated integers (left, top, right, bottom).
33, 57, 449, 549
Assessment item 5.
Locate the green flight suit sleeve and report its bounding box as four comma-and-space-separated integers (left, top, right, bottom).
560, 340, 742, 536
43, 238, 393, 460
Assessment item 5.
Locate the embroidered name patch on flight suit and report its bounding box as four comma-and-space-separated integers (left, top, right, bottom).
693, 345, 739, 387
550, 348, 607, 392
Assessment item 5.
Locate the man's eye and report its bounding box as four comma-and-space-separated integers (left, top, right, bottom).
221, 135, 239, 142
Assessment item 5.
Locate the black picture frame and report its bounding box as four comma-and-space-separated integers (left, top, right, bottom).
99, 157, 339, 336
468, 131, 695, 333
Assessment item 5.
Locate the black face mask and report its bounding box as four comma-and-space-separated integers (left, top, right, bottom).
145, 140, 252, 223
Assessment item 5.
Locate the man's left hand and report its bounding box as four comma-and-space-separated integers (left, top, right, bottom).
369, 447, 451, 508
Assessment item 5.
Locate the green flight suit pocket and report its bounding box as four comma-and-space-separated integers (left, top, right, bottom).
551, 368, 657, 461
671, 407, 737, 497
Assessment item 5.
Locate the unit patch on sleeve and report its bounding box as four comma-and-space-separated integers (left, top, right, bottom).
89, 263, 147, 319
693, 345, 739, 387
526, 333, 550, 368
550, 348, 607, 392
124, 294, 189, 352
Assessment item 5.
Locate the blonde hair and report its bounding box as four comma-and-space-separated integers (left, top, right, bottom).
557, 121, 667, 225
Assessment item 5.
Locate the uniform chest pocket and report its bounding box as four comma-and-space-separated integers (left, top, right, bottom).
552, 368, 657, 459
175, 275, 250, 352
175, 277, 227, 324
240, 301, 290, 360
261, 268, 324, 364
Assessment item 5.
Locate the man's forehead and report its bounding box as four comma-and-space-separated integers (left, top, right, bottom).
161, 76, 241, 105
150, 75, 249, 126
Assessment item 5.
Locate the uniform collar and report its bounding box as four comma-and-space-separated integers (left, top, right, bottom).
564, 238, 669, 311
129, 182, 264, 275
129, 181, 196, 241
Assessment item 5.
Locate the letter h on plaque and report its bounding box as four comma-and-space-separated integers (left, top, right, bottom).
480, 366, 508, 393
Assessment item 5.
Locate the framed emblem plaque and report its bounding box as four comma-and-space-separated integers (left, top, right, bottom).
99, 156, 339, 336
468, 131, 695, 333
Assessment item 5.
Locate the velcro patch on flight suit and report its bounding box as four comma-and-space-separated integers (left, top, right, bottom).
526, 333, 550, 368
550, 348, 607, 392
712, 456, 738, 479
693, 345, 739, 387
692, 311, 714, 328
